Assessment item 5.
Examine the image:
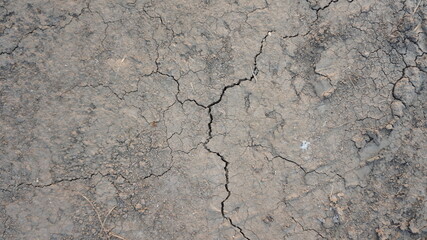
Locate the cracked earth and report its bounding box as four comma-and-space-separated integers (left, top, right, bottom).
1, 0, 426, 239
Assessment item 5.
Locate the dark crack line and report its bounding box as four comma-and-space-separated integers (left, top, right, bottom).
202, 31, 273, 240
0, 1, 90, 56
208, 31, 271, 108
143, 165, 173, 180
15, 172, 100, 189
205, 149, 251, 239
291, 217, 326, 239
274, 155, 307, 174
11, 168, 171, 191
306, 0, 340, 21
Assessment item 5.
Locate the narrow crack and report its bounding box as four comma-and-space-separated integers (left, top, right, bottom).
202, 31, 273, 240
274, 155, 308, 174
142, 165, 173, 180
15, 172, 100, 189
0, 1, 90, 56
11, 167, 171, 191
306, 0, 340, 21
291, 216, 326, 239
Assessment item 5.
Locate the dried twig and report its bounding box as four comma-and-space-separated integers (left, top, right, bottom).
103, 206, 116, 228
413, 0, 423, 15
251, 66, 258, 82
79, 193, 128, 240
79, 193, 108, 238
110, 232, 129, 240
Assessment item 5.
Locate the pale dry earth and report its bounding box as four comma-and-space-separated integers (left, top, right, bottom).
0, 0, 426, 239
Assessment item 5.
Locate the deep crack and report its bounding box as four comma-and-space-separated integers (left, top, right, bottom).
202, 31, 272, 240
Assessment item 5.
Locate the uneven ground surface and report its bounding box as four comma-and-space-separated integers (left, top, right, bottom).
1, 0, 426, 239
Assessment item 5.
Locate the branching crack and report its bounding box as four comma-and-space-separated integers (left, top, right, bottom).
15, 172, 100, 189
274, 155, 307, 174
201, 31, 273, 240
291, 217, 326, 238
205, 148, 251, 239
143, 165, 173, 180
11, 167, 171, 191
0, 1, 90, 56
305, 0, 341, 22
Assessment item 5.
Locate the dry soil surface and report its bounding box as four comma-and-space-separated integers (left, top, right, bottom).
1, 0, 427, 239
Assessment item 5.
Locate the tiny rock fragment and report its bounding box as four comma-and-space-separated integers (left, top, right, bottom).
322, 87, 336, 98
376, 228, 385, 239
391, 100, 405, 117
409, 219, 420, 234
336, 207, 345, 222
366, 155, 382, 164
393, 78, 416, 105
399, 221, 408, 231
116, 176, 125, 183
352, 134, 366, 149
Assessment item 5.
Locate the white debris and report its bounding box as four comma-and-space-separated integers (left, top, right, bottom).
300, 141, 310, 150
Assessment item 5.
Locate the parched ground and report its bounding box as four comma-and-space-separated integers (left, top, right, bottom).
0, 0, 426, 239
